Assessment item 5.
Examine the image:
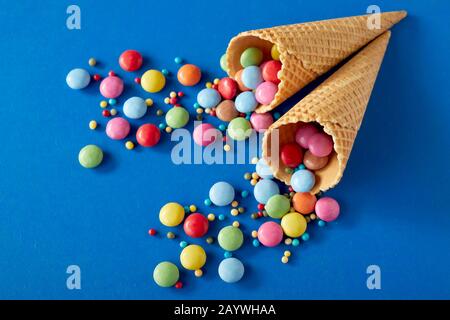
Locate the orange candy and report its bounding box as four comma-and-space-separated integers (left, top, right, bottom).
177, 64, 202, 86
234, 69, 250, 92
292, 192, 317, 214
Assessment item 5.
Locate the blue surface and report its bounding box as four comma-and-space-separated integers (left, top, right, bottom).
0, 0, 449, 300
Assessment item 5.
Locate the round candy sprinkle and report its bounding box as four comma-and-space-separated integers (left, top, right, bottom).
255, 81, 278, 105
292, 239, 300, 246
159, 202, 185, 227
252, 239, 260, 247
281, 212, 307, 238
148, 228, 157, 236
302, 233, 310, 241
102, 109, 111, 117
89, 120, 97, 130
258, 221, 283, 247
189, 205, 197, 212
230, 209, 239, 216
241, 66, 263, 90
174, 56, 183, 64
136, 124, 160, 147
308, 132, 334, 157
235, 91, 258, 113
261, 60, 282, 84
240, 47, 263, 68
218, 226, 244, 251
284, 238, 292, 245
197, 88, 221, 109
100, 100, 108, 108
153, 262, 179, 287
119, 50, 143, 72
106, 117, 130, 140
100, 76, 124, 98
179, 241, 188, 249
220, 53, 228, 72
303, 150, 329, 171
290, 169, 315, 193
207, 213, 215, 221
224, 252, 232, 258
216, 100, 239, 122
218, 77, 238, 100
204, 199, 212, 206
78, 145, 103, 168
123, 97, 147, 119
265, 194, 290, 219
175, 281, 183, 289
244, 173, 252, 180
209, 181, 235, 206
145, 98, 154, 107
108, 98, 117, 106
165, 107, 189, 129
218, 214, 225, 221
88, 58, 96, 67
193, 123, 219, 146
161, 69, 169, 76
292, 192, 317, 214
253, 179, 280, 204
232, 221, 240, 228
318, 220, 326, 227
271, 44, 280, 61
218, 257, 244, 283
281, 256, 289, 264
66, 68, 90, 89
224, 144, 231, 152
241, 190, 249, 198
206, 237, 214, 244
183, 213, 209, 238
284, 250, 291, 257
180, 245, 206, 270
93, 74, 101, 81
251, 157, 259, 165
281, 143, 304, 168
167, 231, 175, 239
141, 69, 166, 93
251, 230, 258, 238
177, 64, 202, 86
227, 117, 252, 141
194, 269, 203, 277
250, 112, 273, 133
256, 158, 273, 179
315, 197, 340, 222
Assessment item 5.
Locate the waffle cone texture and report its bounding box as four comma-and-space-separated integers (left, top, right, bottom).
226, 11, 406, 113
262, 31, 391, 193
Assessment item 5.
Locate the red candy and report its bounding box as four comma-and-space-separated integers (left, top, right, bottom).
102, 109, 111, 117
281, 143, 303, 168
261, 60, 282, 84
257, 203, 265, 211
134, 77, 141, 84
178, 91, 184, 97
169, 97, 178, 105
175, 281, 183, 289
108, 71, 116, 77
148, 228, 157, 236
136, 124, 161, 147
183, 213, 209, 238
218, 77, 238, 100
93, 74, 101, 81
119, 49, 143, 72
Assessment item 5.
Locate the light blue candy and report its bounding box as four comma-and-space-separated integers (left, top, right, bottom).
218, 257, 245, 283
123, 97, 147, 119
235, 91, 258, 113
290, 169, 315, 192
253, 179, 279, 204
256, 158, 273, 179
66, 68, 90, 89
241, 66, 263, 90
209, 181, 235, 206
197, 88, 221, 108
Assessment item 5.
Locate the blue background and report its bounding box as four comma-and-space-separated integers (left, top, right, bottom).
0, 0, 449, 300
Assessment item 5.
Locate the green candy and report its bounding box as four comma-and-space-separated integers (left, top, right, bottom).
227, 118, 252, 141
265, 194, 290, 219
220, 53, 228, 72
153, 261, 179, 287
240, 47, 263, 68
78, 144, 103, 168
165, 107, 189, 129
218, 226, 244, 251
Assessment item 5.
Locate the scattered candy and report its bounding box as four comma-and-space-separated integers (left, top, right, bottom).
235, 91, 258, 113
218, 77, 238, 100
106, 117, 130, 140
119, 49, 143, 72
265, 194, 290, 219
167, 231, 176, 239
215, 100, 239, 122
241, 66, 263, 90
240, 47, 263, 68
145, 98, 154, 107
281, 143, 303, 168
281, 256, 289, 264
258, 221, 283, 247
66, 68, 90, 89
89, 120, 97, 130
100, 100, 108, 108
271, 44, 280, 61
250, 112, 274, 133
218, 257, 244, 283
159, 202, 185, 227
209, 181, 235, 206
174, 56, 183, 64
227, 117, 252, 141
255, 81, 278, 105
88, 58, 97, 67
292, 192, 317, 214
253, 179, 280, 204
183, 213, 209, 238
102, 109, 111, 117
255, 158, 273, 179
197, 88, 221, 109
315, 197, 340, 222
281, 212, 307, 237
308, 132, 334, 157
290, 169, 315, 192
148, 228, 157, 236
141, 69, 166, 93
218, 226, 244, 251
78, 144, 103, 168
194, 269, 203, 277
175, 281, 183, 289
165, 107, 189, 129
193, 123, 219, 146
207, 213, 215, 221
100, 75, 124, 98
206, 237, 214, 244
177, 64, 202, 86
136, 124, 161, 147
303, 150, 329, 171
261, 60, 282, 84
153, 261, 179, 287
180, 244, 206, 270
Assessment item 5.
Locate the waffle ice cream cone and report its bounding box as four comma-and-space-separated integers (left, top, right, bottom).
226, 11, 406, 113
263, 31, 391, 193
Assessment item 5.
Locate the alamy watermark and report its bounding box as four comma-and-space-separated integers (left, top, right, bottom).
367, 5, 382, 30
366, 265, 381, 290
66, 5, 81, 30
66, 265, 81, 290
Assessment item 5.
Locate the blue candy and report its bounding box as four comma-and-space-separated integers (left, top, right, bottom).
123, 96, 147, 119
209, 181, 235, 206
241, 66, 263, 90
290, 169, 315, 192
235, 91, 258, 113
66, 68, 90, 89
218, 257, 245, 283
197, 88, 221, 108
256, 158, 273, 179
253, 179, 279, 204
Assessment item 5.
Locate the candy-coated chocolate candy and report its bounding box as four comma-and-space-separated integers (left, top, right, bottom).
119, 49, 143, 72
281, 212, 307, 238
183, 213, 209, 238
240, 47, 263, 67
292, 192, 317, 214
315, 197, 340, 222
295, 123, 319, 149
303, 150, 329, 171
153, 262, 179, 287
271, 44, 280, 61
66, 68, 90, 89
197, 88, 221, 109
234, 69, 250, 91
218, 258, 244, 283
165, 107, 189, 128
250, 112, 273, 133
290, 169, 315, 192
241, 66, 263, 90
258, 221, 283, 247
227, 117, 252, 141
123, 96, 147, 119
78, 145, 103, 168
209, 181, 235, 206
253, 179, 279, 204
235, 91, 258, 113
159, 202, 185, 226
281, 143, 303, 168
136, 123, 161, 147
255, 81, 278, 105
265, 194, 290, 219
220, 53, 228, 72
261, 60, 282, 84
180, 245, 206, 270
193, 123, 219, 146
218, 77, 238, 100
141, 69, 166, 93
106, 117, 130, 140
218, 226, 244, 251
255, 158, 273, 179
177, 64, 202, 86
100, 76, 124, 98
215, 100, 239, 122
308, 132, 334, 157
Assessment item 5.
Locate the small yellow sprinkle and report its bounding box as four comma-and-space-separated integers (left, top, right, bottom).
284, 238, 292, 245
244, 173, 252, 180
238, 207, 245, 213
207, 213, 215, 221
125, 141, 135, 150
110, 108, 117, 116
213, 78, 220, 85
164, 97, 170, 104
281, 256, 289, 264
89, 120, 97, 130
170, 91, 177, 98
156, 109, 164, 116
189, 205, 197, 212
88, 58, 97, 67
194, 269, 203, 277
231, 200, 239, 208
251, 157, 259, 164
204, 108, 211, 114
100, 100, 108, 108
196, 108, 204, 114
165, 126, 173, 133
251, 230, 258, 238
230, 208, 239, 216
224, 144, 231, 152
252, 172, 259, 179
250, 179, 258, 186
232, 221, 240, 228
145, 98, 153, 107
206, 82, 212, 88
284, 250, 291, 257
310, 213, 317, 220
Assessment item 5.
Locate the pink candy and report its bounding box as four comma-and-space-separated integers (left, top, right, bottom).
106, 117, 130, 140
295, 123, 319, 149
258, 221, 283, 247
255, 81, 278, 105
308, 132, 333, 157
193, 123, 219, 146
250, 112, 274, 133
315, 197, 340, 222
100, 76, 124, 98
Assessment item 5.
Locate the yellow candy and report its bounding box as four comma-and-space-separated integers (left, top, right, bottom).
244, 173, 251, 180
281, 256, 289, 264
232, 221, 240, 228
231, 200, 239, 208
89, 120, 97, 130
100, 100, 108, 108
88, 58, 97, 67
238, 207, 245, 213
251, 157, 259, 164
189, 205, 197, 212
159, 202, 185, 227
205, 82, 212, 88
180, 245, 206, 270
251, 172, 259, 179
164, 97, 170, 104
196, 108, 204, 114
284, 250, 291, 257
250, 179, 258, 186
141, 69, 166, 93
165, 127, 173, 133
231, 208, 239, 216
224, 144, 231, 152
213, 78, 220, 85
110, 108, 117, 116
145, 98, 154, 107
204, 108, 211, 114
281, 212, 307, 238
194, 269, 203, 277
170, 91, 177, 98
251, 230, 258, 238
207, 213, 215, 221
284, 238, 292, 245
125, 141, 134, 150
271, 44, 280, 61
